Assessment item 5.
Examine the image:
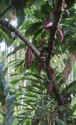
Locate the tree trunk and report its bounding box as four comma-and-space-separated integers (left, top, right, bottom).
62, 53, 76, 81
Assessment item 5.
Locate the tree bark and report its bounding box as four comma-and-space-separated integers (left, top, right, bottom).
62, 53, 76, 81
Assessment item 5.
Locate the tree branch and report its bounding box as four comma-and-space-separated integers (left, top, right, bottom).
0, 18, 40, 56
53, 81, 64, 105
46, 67, 64, 105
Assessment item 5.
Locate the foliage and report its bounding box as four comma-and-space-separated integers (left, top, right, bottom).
0, 0, 76, 125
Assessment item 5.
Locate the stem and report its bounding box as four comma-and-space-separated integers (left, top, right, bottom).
46, 66, 64, 105
46, 0, 64, 66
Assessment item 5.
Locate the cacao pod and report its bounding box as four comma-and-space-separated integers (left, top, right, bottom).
45, 22, 52, 28
40, 37, 47, 43
44, 22, 52, 32
58, 29, 64, 42
25, 47, 33, 69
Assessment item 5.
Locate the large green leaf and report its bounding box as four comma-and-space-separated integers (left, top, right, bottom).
25, 21, 42, 36
10, 79, 20, 85
1, 27, 14, 46
55, 119, 65, 125
17, 9, 25, 27
62, 81, 76, 95
7, 43, 25, 57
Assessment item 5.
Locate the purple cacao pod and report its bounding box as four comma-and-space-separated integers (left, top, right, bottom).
25, 47, 33, 69
58, 29, 64, 42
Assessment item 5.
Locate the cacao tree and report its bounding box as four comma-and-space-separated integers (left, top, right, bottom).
0, 0, 76, 125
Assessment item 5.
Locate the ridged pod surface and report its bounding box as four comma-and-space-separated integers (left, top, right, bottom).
58, 29, 64, 42
25, 47, 33, 69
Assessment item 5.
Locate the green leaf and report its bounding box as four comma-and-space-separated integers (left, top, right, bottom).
55, 119, 65, 125
64, 26, 76, 35
7, 43, 25, 57
1, 27, 14, 46
72, 104, 76, 114
10, 79, 20, 84
41, 1, 53, 15
25, 21, 42, 36
17, 9, 25, 27
34, 0, 45, 10
0, 29, 9, 40
34, 10, 42, 19
62, 81, 76, 95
